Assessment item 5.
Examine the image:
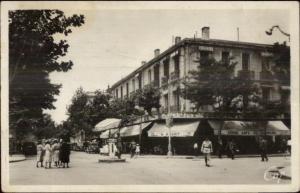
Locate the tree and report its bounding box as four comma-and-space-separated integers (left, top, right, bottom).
67, 88, 92, 136
109, 96, 142, 126
67, 88, 116, 137
33, 114, 59, 139
9, 10, 85, 138
87, 90, 112, 126
182, 55, 261, 137
271, 42, 290, 119
134, 85, 161, 116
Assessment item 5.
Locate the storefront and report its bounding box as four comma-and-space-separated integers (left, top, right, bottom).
146, 121, 200, 155
119, 122, 153, 153
208, 120, 291, 154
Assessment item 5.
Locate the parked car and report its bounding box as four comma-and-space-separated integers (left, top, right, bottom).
22, 142, 37, 155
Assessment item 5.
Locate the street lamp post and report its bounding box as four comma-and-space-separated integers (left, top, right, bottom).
266, 25, 290, 42
166, 78, 173, 157
135, 105, 144, 149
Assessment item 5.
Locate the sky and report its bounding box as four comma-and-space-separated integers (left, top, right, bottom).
44, 7, 290, 123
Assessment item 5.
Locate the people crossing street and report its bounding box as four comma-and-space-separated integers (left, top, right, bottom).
201, 137, 213, 167
259, 137, 269, 162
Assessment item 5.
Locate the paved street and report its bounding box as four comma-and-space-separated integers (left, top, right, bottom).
10, 151, 291, 185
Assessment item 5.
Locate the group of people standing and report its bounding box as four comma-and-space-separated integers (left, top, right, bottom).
193, 137, 273, 167
36, 139, 71, 169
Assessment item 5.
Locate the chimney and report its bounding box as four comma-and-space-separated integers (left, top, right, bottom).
141, 61, 146, 66
154, 49, 160, 57
202, 26, 210, 40
175, 36, 181, 44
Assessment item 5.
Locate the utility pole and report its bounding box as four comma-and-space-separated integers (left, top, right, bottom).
166, 78, 173, 156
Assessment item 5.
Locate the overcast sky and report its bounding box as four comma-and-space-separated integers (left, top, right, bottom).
44, 8, 290, 123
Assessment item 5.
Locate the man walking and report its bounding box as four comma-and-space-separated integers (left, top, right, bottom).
259, 137, 268, 162
201, 137, 213, 167
227, 139, 236, 160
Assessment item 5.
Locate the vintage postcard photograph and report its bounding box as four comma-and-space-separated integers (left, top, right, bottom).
1, 1, 299, 192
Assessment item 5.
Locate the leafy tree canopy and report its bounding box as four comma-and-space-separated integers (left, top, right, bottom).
9, 10, 84, 138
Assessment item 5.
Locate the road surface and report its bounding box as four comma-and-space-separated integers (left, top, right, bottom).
9, 151, 291, 185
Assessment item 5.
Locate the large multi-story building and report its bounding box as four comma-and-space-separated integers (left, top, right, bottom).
109, 27, 289, 116
105, 27, 290, 155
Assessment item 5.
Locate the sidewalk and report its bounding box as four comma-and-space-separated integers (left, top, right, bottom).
121, 153, 290, 159
9, 154, 26, 162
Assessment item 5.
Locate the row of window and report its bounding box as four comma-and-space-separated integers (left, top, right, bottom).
114, 50, 271, 99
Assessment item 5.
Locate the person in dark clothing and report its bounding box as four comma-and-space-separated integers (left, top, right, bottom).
116, 133, 122, 159
130, 140, 136, 158
59, 140, 71, 168
259, 138, 268, 162
227, 140, 236, 160
217, 138, 223, 158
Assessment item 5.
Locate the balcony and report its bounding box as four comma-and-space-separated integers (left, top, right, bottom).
170, 71, 180, 82
161, 76, 168, 87
260, 71, 273, 81
237, 70, 255, 80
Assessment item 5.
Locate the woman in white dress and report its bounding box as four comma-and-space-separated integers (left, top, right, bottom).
36, 140, 44, 168
201, 137, 213, 167
52, 140, 60, 167
43, 140, 53, 169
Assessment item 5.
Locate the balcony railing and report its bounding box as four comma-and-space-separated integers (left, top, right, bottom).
160, 105, 181, 114
238, 70, 255, 80
161, 76, 168, 87
260, 71, 273, 81
170, 71, 180, 82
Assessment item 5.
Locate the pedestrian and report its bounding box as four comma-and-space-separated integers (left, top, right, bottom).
36, 140, 44, 168
130, 140, 136, 158
259, 137, 268, 162
217, 138, 223, 158
116, 133, 122, 159
193, 142, 199, 157
201, 137, 213, 167
227, 139, 236, 160
43, 140, 53, 169
52, 139, 60, 167
135, 144, 140, 158
287, 139, 291, 154
60, 139, 71, 168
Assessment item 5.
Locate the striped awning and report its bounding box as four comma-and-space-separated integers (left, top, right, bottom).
120, 122, 152, 137
148, 121, 200, 137
94, 118, 121, 132
99, 129, 118, 139
208, 121, 290, 136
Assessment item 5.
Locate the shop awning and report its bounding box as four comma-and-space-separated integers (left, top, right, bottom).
99, 129, 118, 139
208, 120, 290, 136
94, 118, 121, 132
148, 121, 200, 137
120, 122, 152, 137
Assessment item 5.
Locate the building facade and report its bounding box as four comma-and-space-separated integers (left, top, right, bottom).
104, 27, 290, 155
109, 27, 290, 117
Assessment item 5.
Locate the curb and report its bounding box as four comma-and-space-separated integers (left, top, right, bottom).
121, 153, 290, 159
9, 155, 26, 163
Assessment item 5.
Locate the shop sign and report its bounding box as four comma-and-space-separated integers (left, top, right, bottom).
107, 138, 117, 143
198, 46, 214, 51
